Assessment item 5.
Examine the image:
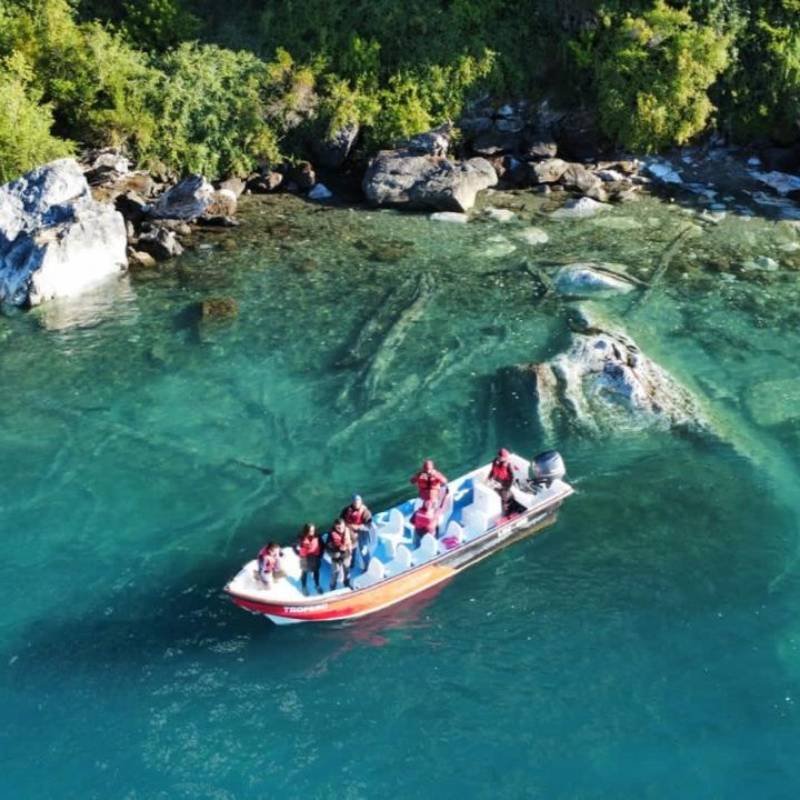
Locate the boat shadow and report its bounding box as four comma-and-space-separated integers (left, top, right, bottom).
5, 557, 448, 681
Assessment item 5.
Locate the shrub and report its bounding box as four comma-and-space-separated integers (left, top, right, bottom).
590, 2, 730, 151
144, 43, 286, 176
0, 58, 73, 183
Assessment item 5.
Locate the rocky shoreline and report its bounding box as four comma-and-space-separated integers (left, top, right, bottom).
4, 97, 800, 310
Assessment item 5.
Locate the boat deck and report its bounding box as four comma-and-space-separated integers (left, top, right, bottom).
227, 455, 570, 606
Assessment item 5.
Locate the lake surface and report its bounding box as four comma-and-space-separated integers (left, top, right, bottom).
2, 187, 799, 799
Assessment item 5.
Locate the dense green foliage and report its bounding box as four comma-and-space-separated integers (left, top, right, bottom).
0, 0, 799, 183
586, 3, 730, 150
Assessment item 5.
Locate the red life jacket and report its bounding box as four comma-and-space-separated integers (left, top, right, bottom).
414, 469, 446, 501
298, 534, 321, 558
489, 459, 513, 487
328, 528, 348, 552
411, 506, 439, 534
343, 505, 369, 527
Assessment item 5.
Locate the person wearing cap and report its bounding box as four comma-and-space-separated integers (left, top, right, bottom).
410, 459, 448, 504
487, 448, 514, 514
340, 494, 373, 572
326, 518, 354, 590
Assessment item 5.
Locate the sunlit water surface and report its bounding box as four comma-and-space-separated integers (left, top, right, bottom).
1, 191, 800, 799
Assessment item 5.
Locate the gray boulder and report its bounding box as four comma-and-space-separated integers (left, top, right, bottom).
149, 174, 236, 220
528, 309, 706, 435
363, 150, 497, 212
406, 124, 451, 157
561, 163, 603, 195
0, 158, 127, 307
136, 225, 184, 261
313, 123, 360, 168
531, 158, 569, 184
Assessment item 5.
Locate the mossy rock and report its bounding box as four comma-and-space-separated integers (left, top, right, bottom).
199, 297, 239, 320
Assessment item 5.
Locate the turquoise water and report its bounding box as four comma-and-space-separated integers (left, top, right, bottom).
2, 192, 800, 798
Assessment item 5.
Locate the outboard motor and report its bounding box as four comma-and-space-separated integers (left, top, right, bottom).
529, 450, 566, 487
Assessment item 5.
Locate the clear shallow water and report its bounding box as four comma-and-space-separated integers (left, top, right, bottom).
1, 191, 800, 798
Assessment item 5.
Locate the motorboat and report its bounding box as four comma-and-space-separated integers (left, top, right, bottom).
225, 450, 573, 624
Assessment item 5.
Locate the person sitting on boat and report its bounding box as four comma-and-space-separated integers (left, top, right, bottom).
257, 542, 283, 588
487, 447, 514, 514
295, 523, 322, 595
410, 459, 448, 504
340, 494, 373, 572
411, 499, 440, 547
326, 518, 353, 591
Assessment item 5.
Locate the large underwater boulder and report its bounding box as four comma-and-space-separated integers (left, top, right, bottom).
363, 148, 497, 212
527, 306, 707, 435
0, 158, 127, 307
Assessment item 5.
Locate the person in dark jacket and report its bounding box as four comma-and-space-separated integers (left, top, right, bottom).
326, 518, 353, 591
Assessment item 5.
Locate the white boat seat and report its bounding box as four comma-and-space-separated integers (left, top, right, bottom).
438, 521, 464, 552
375, 508, 408, 549
352, 557, 385, 590
413, 533, 438, 564
461, 505, 490, 540
385, 544, 413, 577
472, 480, 503, 518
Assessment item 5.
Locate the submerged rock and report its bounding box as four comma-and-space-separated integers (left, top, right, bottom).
198, 296, 238, 320
484, 207, 516, 223
515, 226, 549, 245
0, 158, 127, 307
363, 149, 497, 212
745, 378, 800, 427
528, 307, 706, 434
553, 263, 638, 296
550, 196, 610, 219
429, 211, 469, 224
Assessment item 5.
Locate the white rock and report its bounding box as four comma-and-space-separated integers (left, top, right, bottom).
554, 263, 637, 296
515, 226, 549, 245
0, 158, 127, 307
484, 207, 515, 223
779, 242, 800, 252
308, 182, 333, 200
750, 170, 800, 196
429, 211, 469, 223
645, 161, 683, 184
484, 236, 517, 258
747, 157, 762, 167
742, 256, 779, 271
595, 169, 625, 182
551, 197, 610, 219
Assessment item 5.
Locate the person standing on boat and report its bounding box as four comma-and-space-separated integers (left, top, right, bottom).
340, 494, 373, 572
411, 499, 440, 547
326, 518, 353, 591
411, 459, 448, 504
487, 447, 514, 514
296, 523, 323, 595
257, 542, 283, 588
